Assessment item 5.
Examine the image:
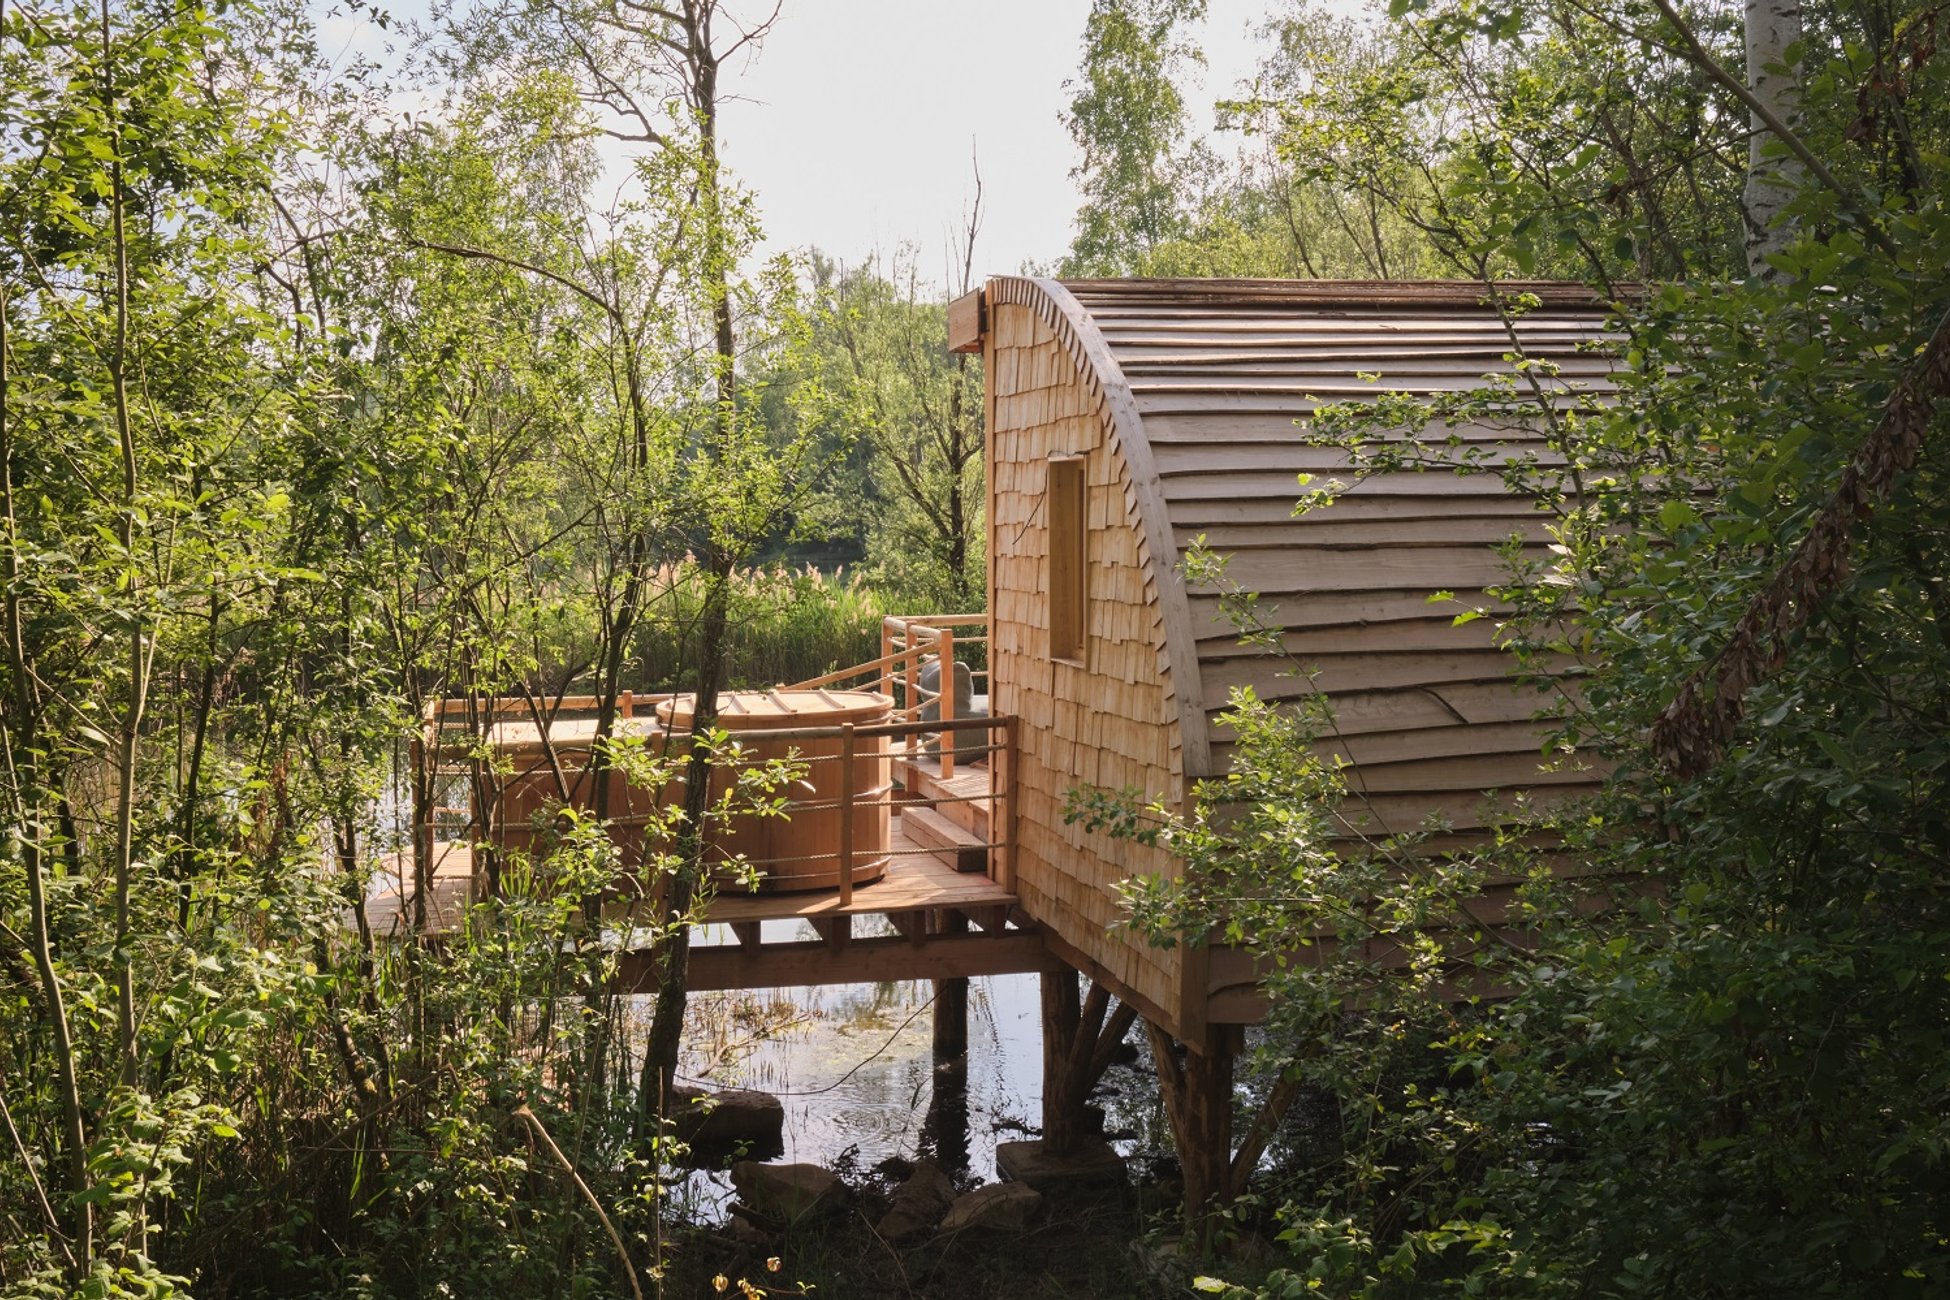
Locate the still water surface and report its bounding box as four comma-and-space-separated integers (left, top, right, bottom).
669, 918, 1166, 1212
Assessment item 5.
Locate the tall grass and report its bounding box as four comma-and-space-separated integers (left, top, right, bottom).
636, 564, 900, 690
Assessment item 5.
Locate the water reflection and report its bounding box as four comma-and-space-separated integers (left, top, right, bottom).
667, 918, 1164, 1216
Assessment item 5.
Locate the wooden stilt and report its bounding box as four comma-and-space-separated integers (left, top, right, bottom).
1040, 966, 1083, 1155
1228, 1072, 1303, 1200
932, 910, 969, 1061
1042, 968, 1141, 1158
1146, 1020, 1239, 1237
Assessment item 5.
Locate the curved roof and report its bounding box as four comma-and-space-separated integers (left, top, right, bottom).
990, 276, 1621, 798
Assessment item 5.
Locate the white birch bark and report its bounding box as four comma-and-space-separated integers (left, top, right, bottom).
1744, 0, 1807, 274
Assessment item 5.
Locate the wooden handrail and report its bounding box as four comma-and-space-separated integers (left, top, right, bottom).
788, 645, 919, 691
422, 692, 677, 722
880, 613, 991, 632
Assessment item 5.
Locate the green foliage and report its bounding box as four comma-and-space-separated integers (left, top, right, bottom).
0, 1, 871, 1296
635, 562, 896, 689
1068, 0, 1950, 1292
1060, 0, 1217, 276
799, 252, 987, 611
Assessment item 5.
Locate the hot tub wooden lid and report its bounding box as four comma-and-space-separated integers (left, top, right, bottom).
655, 688, 892, 730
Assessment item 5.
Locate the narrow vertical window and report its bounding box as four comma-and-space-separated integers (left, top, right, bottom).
1048, 455, 1087, 661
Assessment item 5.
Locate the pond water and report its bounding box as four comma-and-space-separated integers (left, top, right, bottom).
365, 777, 1180, 1209
667, 917, 1171, 1216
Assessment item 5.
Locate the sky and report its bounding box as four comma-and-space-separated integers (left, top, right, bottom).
317, 0, 1280, 287
710, 1, 1274, 284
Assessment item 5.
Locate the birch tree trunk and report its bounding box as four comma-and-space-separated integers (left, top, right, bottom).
1743, 0, 1807, 273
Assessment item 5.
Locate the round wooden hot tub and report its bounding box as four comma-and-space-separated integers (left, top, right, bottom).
657, 689, 893, 893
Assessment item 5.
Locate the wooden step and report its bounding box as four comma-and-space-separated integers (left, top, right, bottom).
937, 791, 990, 838
895, 751, 994, 838
923, 780, 991, 837
901, 805, 989, 874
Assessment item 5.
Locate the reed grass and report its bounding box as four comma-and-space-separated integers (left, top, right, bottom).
637, 564, 900, 691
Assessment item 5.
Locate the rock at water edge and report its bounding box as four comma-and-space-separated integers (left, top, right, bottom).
938, 1182, 1042, 1235
669, 1086, 785, 1157
876, 1160, 957, 1242
730, 1161, 845, 1224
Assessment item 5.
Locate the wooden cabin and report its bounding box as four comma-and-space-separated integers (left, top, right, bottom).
396, 276, 1619, 1222
955, 276, 1618, 1208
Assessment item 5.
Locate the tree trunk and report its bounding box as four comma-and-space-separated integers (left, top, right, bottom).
105, 0, 149, 1089
638, 0, 737, 1125
637, 567, 729, 1122
0, 105, 93, 1276
1743, 0, 1806, 273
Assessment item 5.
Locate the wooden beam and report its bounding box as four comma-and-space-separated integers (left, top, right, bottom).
809, 915, 849, 950
1144, 1020, 1187, 1154
933, 910, 970, 1061
960, 904, 1010, 934
1036, 925, 1177, 1037
1229, 1072, 1303, 1199
1084, 1002, 1139, 1086
1064, 983, 1112, 1107
730, 921, 761, 949
947, 287, 986, 353
616, 930, 1054, 993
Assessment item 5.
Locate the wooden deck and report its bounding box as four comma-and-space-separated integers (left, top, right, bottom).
358, 810, 1018, 937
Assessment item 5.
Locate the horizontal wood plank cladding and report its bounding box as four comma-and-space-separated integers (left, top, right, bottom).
1111, 337, 1608, 361
1199, 649, 1575, 702
1194, 545, 1531, 595
1098, 328, 1610, 351
1141, 414, 1581, 444
1188, 587, 1515, 636
1338, 750, 1600, 795
1083, 309, 1616, 329
1169, 495, 1542, 527
1135, 389, 1606, 414
1207, 738, 1591, 793
1175, 516, 1552, 550
1206, 678, 1568, 737
1335, 787, 1602, 837
1151, 441, 1565, 476
1060, 275, 1619, 303
1319, 719, 1567, 768
1118, 359, 1618, 384
1194, 615, 1533, 659
1163, 470, 1552, 501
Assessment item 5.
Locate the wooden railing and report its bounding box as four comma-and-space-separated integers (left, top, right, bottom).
653, 712, 1017, 901
416, 619, 1017, 905
791, 614, 991, 781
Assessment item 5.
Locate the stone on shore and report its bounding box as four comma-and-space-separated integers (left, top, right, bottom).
668, 1086, 785, 1160
938, 1181, 1042, 1235
876, 1159, 957, 1241
730, 1161, 846, 1224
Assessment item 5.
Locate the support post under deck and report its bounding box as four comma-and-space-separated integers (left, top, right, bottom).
932, 910, 969, 1062
1146, 1021, 1242, 1238
1040, 966, 1083, 1154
